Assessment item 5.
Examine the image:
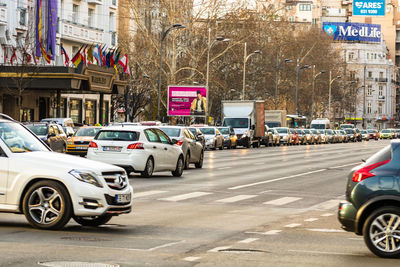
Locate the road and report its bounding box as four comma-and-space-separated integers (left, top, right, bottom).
0, 140, 399, 266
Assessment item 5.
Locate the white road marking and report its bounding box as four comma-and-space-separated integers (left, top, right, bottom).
329, 162, 359, 169
304, 218, 319, 222
259, 190, 272, 194
148, 240, 186, 251
159, 192, 212, 202
321, 213, 334, 217
264, 197, 302, 206
183, 257, 201, 262
245, 230, 282, 235
229, 169, 327, 190
285, 223, 301, 228
218, 167, 232, 170
288, 249, 364, 256
237, 238, 259, 244
348, 237, 363, 241
216, 195, 257, 203
254, 162, 265, 165
306, 228, 345, 233
134, 190, 167, 198
208, 246, 231, 253
310, 199, 339, 210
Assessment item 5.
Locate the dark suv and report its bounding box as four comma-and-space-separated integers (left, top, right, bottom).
338, 141, 400, 258
25, 122, 67, 153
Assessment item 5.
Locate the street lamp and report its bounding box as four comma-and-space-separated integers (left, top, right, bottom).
275, 55, 292, 110
206, 28, 229, 121
242, 42, 261, 100
311, 65, 326, 119
328, 70, 342, 121
295, 60, 311, 115
156, 23, 186, 121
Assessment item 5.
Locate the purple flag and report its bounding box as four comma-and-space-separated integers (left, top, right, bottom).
47, 0, 58, 60
35, 0, 41, 57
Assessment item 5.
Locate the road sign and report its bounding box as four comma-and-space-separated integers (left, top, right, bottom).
353, 0, 385, 16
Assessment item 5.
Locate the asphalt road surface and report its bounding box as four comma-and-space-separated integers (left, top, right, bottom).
1, 140, 399, 266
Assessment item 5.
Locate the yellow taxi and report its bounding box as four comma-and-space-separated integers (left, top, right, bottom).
66, 126, 102, 156
379, 129, 393, 139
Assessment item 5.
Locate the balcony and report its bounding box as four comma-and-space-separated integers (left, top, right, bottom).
87, 0, 102, 4
61, 20, 104, 44
375, 78, 388, 83
0, 4, 6, 26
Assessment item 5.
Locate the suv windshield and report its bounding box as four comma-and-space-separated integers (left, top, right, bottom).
275, 128, 288, 134
96, 131, 139, 141
0, 122, 49, 153
223, 118, 249, 128
74, 127, 101, 137
381, 129, 390, 133
218, 128, 230, 134
159, 127, 181, 137
26, 124, 48, 136
199, 128, 215, 135
345, 129, 354, 134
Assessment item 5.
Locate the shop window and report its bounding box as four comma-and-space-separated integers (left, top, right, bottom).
20, 108, 34, 122
85, 99, 97, 125
70, 99, 82, 123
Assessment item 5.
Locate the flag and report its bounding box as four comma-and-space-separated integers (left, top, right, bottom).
40, 43, 51, 63
10, 47, 17, 65
93, 44, 101, 65
114, 50, 121, 64
101, 46, 107, 66
47, 0, 58, 60
2, 45, 7, 64
71, 46, 83, 67
118, 53, 130, 76
61, 44, 69, 66
35, 0, 42, 57
82, 45, 87, 66
106, 51, 111, 67
87, 45, 94, 63
114, 64, 118, 74
110, 49, 116, 67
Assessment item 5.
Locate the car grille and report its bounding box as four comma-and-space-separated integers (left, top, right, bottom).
74, 141, 90, 145
102, 171, 128, 190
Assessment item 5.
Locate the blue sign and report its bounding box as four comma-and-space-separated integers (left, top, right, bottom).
322, 22, 382, 43
353, 0, 385, 16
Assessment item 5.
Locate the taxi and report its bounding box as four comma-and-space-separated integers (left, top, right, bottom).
66, 126, 102, 156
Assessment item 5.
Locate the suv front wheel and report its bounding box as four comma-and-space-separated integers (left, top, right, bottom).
22, 180, 72, 230
363, 206, 400, 258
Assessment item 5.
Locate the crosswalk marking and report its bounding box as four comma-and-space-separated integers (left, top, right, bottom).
285, 223, 301, 228
310, 199, 339, 210
159, 192, 212, 202
216, 195, 257, 203
183, 257, 201, 262
263, 197, 302, 206
304, 218, 319, 222
208, 246, 231, 253
238, 238, 259, 244
134, 190, 167, 198
245, 230, 281, 235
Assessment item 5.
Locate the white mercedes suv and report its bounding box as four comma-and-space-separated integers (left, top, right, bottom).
0, 114, 133, 230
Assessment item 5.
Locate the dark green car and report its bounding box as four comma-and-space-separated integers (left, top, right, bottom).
338, 142, 400, 258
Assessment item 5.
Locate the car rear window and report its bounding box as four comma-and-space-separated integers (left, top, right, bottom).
96, 131, 139, 141
199, 128, 215, 135
74, 127, 101, 137
365, 145, 391, 165
159, 127, 181, 137
26, 125, 48, 136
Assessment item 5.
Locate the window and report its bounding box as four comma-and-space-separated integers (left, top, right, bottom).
349, 71, 356, 81
379, 72, 384, 79
109, 12, 115, 31
145, 129, 160, 142
379, 85, 383, 96
155, 129, 171, 144
368, 71, 373, 78
88, 8, 94, 27
72, 4, 79, 23
378, 102, 383, 114
367, 85, 372, 96
312, 18, 317, 25
348, 52, 355, 60
299, 4, 311, 11
19, 8, 26, 26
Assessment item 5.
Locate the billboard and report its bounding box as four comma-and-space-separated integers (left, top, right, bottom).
322, 22, 381, 43
168, 85, 207, 117
353, 0, 385, 16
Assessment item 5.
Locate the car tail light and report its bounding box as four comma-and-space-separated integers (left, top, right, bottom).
176, 140, 183, 146
352, 159, 390, 182
127, 143, 144, 150
89, 141, 98, 148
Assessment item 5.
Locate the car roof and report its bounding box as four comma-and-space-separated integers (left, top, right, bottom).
158, 125, 184, 128
101, 125, 153, 131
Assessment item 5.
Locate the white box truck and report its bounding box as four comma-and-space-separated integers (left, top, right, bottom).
221, 100, 265, 148
264, 110, 287, 128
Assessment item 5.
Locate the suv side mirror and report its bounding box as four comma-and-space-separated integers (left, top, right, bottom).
171, 139, 178, 145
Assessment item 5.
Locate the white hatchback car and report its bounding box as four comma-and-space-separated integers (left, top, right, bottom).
0, 114, 133, 230
87, 126, 184, 177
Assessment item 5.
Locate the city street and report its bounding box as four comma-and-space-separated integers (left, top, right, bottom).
1, 140, 399, 266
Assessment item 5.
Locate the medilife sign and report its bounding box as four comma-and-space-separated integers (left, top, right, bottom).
353, 0, 385, 16
322, 22, 382, 43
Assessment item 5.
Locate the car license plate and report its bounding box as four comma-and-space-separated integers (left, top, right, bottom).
103, 146, 122, 152
116, 194, 131, 204
76, 146, 87, 150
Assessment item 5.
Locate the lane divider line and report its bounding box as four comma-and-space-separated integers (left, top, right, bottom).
237, 238, 259, 244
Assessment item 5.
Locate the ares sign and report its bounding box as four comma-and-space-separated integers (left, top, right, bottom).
323, 22, 382, 43
353, 0, 385, 16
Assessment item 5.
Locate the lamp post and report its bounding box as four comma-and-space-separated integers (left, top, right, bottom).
328, 70, 342, 121
205, 28, 229, 122
242, 42, 261, 100
311, 65, 326, 119
274, 54, 292, 110
156, 23, 186, 121
295, 59, 311, 115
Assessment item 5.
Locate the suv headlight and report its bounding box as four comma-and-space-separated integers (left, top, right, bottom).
67, 140, 73, 145
69, 170, 103, 188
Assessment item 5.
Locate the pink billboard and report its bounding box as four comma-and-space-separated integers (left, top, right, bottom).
168, 86, 207, 117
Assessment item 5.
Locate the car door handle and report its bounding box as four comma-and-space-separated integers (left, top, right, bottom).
153, 146, 157, 149
164, 147, 168, 151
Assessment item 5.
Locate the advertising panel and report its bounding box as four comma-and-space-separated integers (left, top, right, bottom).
353, 0, 385, 16
168, 86, 207, 117
322, 22, 382, 43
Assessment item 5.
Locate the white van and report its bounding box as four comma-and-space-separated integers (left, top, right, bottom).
310, 118, 330, 130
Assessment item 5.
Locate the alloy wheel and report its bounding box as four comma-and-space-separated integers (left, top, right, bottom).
28, 187, 63, 225
369, 213, 400, 253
